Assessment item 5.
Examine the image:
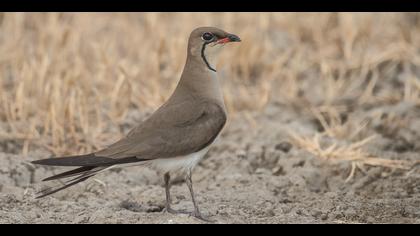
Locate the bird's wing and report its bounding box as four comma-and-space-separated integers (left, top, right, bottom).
95, 100, 227, 160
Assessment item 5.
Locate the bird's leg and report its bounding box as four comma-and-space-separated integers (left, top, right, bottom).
163, 173, 188, 215
185, 170, 215, 222
164, 172, 176, 214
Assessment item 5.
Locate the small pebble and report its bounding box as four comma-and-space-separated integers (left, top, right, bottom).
275, 142, 292, 153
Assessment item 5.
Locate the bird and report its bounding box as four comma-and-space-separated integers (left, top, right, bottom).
31, 26, 241, 221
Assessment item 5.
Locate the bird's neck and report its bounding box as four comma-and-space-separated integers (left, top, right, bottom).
171, 55, 225, 107
200, 43, 219, 72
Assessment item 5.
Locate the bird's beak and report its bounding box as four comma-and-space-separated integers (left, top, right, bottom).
217, 33, 241, 44
228, 34, 241, 42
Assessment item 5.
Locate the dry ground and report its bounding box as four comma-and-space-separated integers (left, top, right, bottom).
1, 13, 420, 223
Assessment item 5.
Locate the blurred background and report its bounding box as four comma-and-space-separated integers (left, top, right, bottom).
1, 12, 420, 223
0, 13, 419, 161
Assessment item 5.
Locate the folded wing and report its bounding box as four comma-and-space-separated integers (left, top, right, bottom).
96, 100, 227, 160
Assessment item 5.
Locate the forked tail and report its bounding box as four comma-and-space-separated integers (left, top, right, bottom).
32, 153, 140, 198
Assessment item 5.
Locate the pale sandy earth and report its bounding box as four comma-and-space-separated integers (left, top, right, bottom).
1, 103, 420, 224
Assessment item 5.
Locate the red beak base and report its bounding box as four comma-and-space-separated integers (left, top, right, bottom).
216, 37, 231, 44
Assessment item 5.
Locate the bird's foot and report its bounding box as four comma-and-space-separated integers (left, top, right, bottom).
164, 206, 215, 223
190, 210, 216, 223
163, 207, 189, 215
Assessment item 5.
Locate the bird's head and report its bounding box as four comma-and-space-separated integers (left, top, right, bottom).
187, 27, 241, 72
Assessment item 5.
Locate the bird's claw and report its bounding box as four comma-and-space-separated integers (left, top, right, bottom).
164, 207, 189, 215
190, 211, 216, 223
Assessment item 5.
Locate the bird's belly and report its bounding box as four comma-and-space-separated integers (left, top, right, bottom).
148, 146, 210, 175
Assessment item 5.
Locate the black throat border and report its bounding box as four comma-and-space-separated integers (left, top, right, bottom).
201, 42, 217, 72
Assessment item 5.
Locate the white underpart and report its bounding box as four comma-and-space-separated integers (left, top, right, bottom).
148, 146, 210, 175
107, 138, 218, 178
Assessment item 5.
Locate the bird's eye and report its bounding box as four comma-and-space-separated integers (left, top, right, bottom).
201, 32, 214, 41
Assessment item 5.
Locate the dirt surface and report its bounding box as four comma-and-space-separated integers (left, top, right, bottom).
1, 103, 419, 224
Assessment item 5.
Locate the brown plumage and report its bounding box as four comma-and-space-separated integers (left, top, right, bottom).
32, 27, 240, 221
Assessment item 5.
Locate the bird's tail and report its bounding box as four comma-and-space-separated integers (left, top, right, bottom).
31, 153, 139, 167
35, 165, 112, 199
32, 153, 141, 198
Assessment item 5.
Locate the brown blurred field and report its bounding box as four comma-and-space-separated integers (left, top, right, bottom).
1, 13, 420, 166
1, 12, 420, 224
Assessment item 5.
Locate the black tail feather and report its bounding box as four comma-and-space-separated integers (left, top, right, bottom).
36, 166, 109, 198
35, 176, 92, 199
42, 166, 96, 181
31, 154, 139, 167
32, 153, 141, 198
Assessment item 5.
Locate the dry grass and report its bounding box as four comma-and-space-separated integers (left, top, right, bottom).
288, 109, 415, 182
1, 13, 420, 165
